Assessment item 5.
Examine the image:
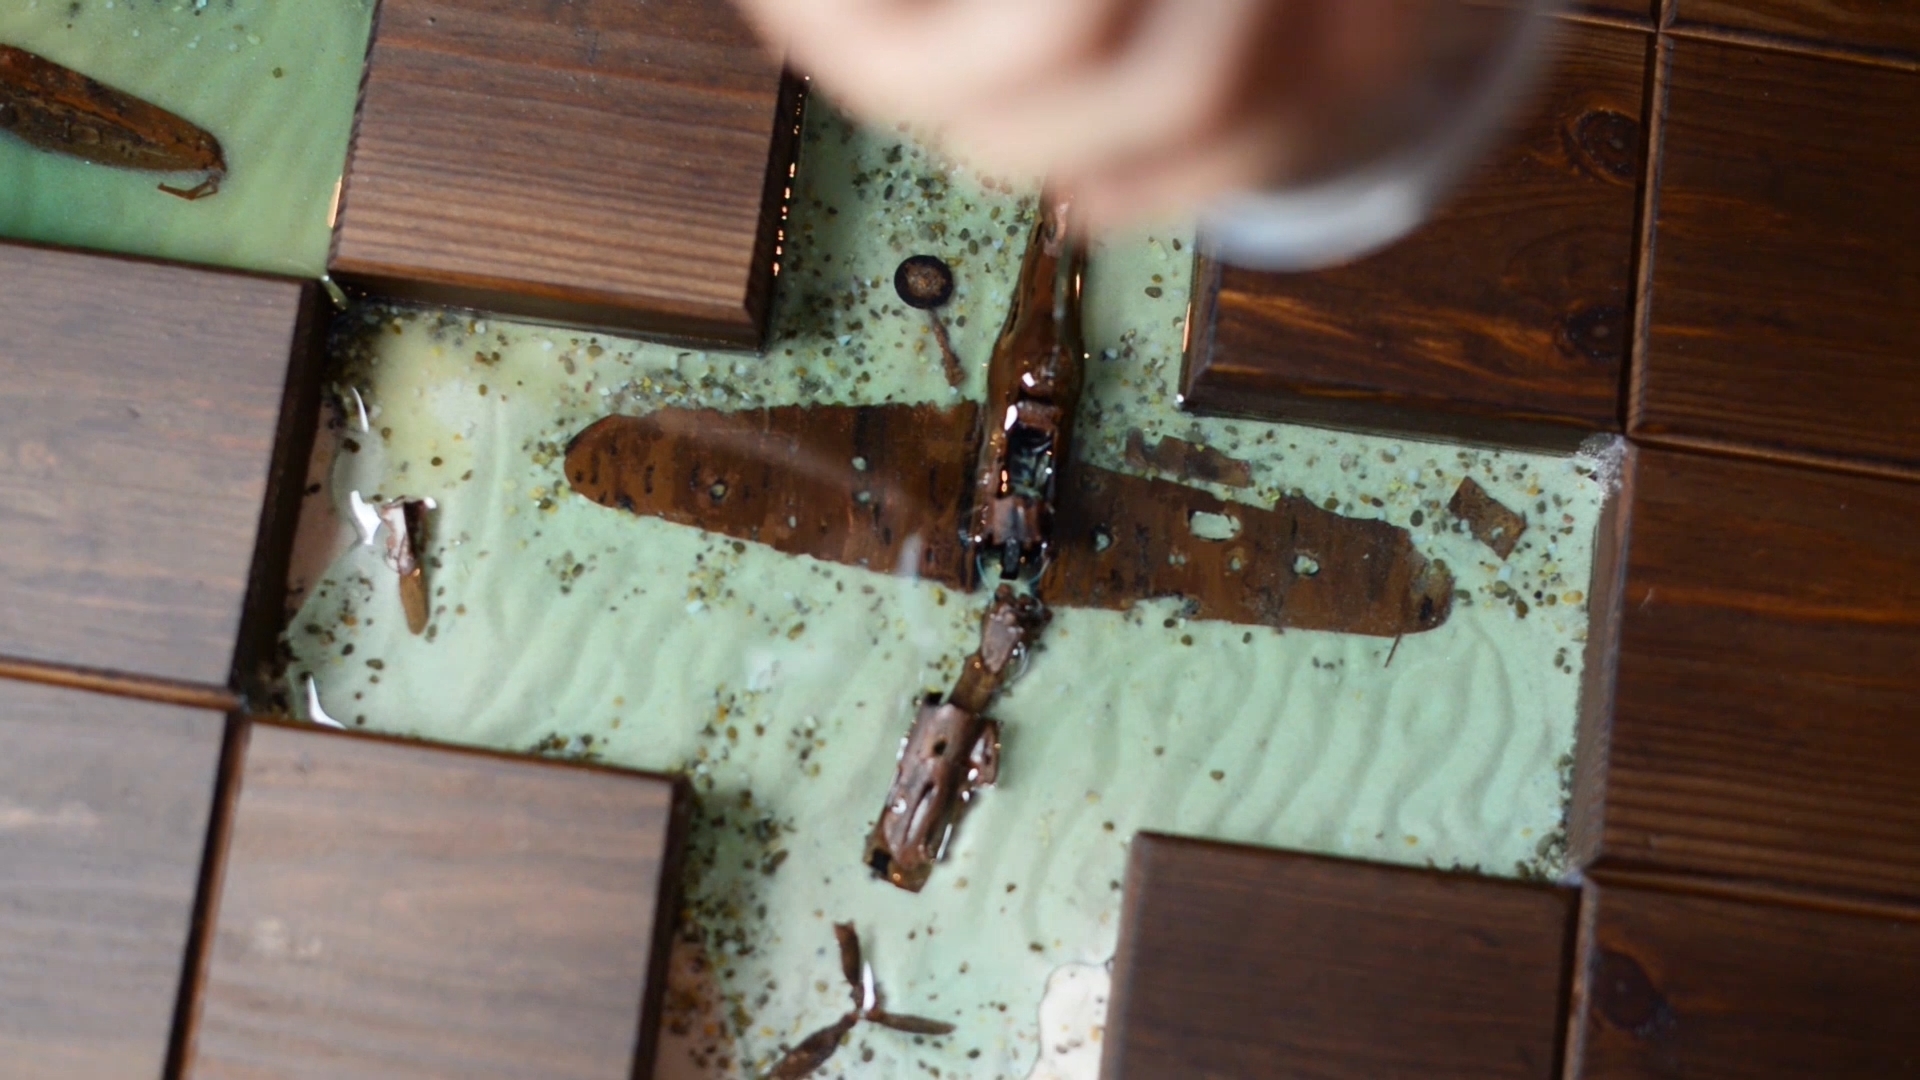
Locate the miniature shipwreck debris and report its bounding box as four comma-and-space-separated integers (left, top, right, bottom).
865, 586, 1049, 892
762, 922, 956, 1078
0, 44, 227, 199
1449, 476, 1528, 559
377, 498, 431, 635
968, 196, 1087, 582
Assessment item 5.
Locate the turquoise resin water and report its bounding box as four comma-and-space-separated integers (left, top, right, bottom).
282, 105, 1614, 1079
0, 0, 372, 276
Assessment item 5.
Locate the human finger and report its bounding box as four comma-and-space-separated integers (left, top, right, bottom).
1065, 118, 1297, 236
734, 0, 1144, 128
932, 0, 1277, 187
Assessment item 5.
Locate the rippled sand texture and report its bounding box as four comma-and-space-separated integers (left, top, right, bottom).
285, 108, 1609, 1079
0, 0, 372, 275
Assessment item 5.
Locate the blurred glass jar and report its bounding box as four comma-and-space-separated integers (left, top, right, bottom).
1203, 0, 1562, 270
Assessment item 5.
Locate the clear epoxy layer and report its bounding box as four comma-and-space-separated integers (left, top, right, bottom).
0, 0, 372, 276
284, 106, 1609, 1079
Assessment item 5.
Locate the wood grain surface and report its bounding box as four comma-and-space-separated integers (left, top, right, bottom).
185, 721, 688, 1080
0, 680, 226, 1080
0, 241, 322, 693
1634, 39, 1920, 478
1585, 449, 1920, 899
1184, 20, 1648, 449
1102, 833, 1577, 1080
1572, 0, 1655, 24
1571, 878, 1920, 1078
1671, 0, 1920, 60
331, 0, 800, 348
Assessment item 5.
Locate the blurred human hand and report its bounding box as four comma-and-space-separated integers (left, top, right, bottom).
732, 0, 1533, 237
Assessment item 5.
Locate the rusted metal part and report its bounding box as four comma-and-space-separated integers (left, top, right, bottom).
968, 196, 1087, 582
0, 44, 226, 199
833, 922, 864, 1011
763, 1012, 858, 1079
377, 499, 430, 635
865, 585, 1045, 892
1449, 476, 1528, 559
566, 403, 979, 586
566, 404, 1452, 638
1123, 429, 1255, 489
763, 923, 955, 1078
1045, 466, 1454, 639
895, 255, 966, 387
947, 585, 1048, 715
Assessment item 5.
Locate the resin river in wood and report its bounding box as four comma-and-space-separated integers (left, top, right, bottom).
283, 106, 1612, 1079
0, 0, 371, 275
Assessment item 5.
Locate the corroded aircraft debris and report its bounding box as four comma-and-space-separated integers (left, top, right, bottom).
1124, 429, 1254, 489
763, 923, 955, 1078
865, 586, 1047, 892
894, 254, 966, 388
968, 196, 1086, 581
1045, 467, 1453, 639
566, 402, 978, 584
0, 44, 227, 199
1450, 476, 1527, 560
568, 404, 1451, 639
377, 498, 430, 635
566, 407, 1450, 637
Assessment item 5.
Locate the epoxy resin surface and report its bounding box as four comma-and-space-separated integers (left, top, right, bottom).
286, 106, 1613, 1079
0, 0, 372, 276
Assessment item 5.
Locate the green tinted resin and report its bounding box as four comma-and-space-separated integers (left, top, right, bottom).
285, 106, 1613, 1078
0, 0, 372, 276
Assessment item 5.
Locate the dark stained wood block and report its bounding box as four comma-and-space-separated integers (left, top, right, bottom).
1572, 0, 1654, 23
1633, 40, 1920, 478
185, 721, 689, 1080
0, 680, 227, 1080
1102, 833, 1577, 1080
1577, 450, 1920, 899
330, 0, 801, 348
1571, 878, 1920, 1078
0, 241, 323, 695
1671, 0, 1920, 60
1183, 20, 1648, 449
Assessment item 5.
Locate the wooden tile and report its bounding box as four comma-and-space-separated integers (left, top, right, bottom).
186, 722, 688, 1080
1102, 833, 1576, 1080
0, 241, 323, 693
1671, 0, 1920, 60
330, 0, 801, 348
1572, 878, 1920, 1078
1183, 20, 1648, 449
0, 679, 227, 1080
1577, 450, 1920, 899
1634, 40, 1920, 478
1572, 0, 1655, 23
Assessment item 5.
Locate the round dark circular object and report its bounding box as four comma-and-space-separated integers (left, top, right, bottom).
894, 255, 955, 310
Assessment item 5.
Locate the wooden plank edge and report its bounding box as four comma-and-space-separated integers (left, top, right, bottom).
1626, 429, 1920, 486
0, 655, 239, 713
1624, 29, 1666, 435
1579, 865, 1920, 926
1100, 832, 1584, 1079
1568, 441, 1635, 871
1627, 428, 1920, 486
165, 712, 250, 1080
1563, 878, 1603, 1080
323, 265, 768, 351
741, 70, 810, 354
1180, 257, 1616, 453
164, 715, 694, 1079
1661, 20, 1920, 74
232, 281, 329, 706
634, 774, 693, 1080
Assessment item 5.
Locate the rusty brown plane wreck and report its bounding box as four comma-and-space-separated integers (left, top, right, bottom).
565, 197, 1454, 894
